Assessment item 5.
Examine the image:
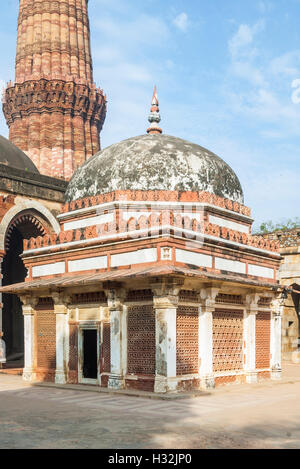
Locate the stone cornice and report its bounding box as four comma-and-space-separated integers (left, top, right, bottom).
61, 190, 252, 218
3, 79, 106, 127
23, 218, 280, 256
0, 163, 67, 201
19, 2, 89, 25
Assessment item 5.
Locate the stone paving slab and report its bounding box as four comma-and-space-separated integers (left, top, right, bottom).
0, 365, 300, 448
32, 362, 300, 400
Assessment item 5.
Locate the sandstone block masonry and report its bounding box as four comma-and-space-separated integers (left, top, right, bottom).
3, 0, 106, 180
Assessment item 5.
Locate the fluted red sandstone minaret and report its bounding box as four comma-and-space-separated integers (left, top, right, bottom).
3, 0, 106, 180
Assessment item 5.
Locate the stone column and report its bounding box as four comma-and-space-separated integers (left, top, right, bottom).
105, 285, 127, 390
198, 287, 220, 389
53, 293, 70, 385
270, 296, 283, 380
244, 293, 260, 383
20, 295, 38, 382
152, 280, 183, 393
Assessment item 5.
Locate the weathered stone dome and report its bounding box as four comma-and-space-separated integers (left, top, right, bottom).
0, 135, 39, 173
65, 134, 244, 203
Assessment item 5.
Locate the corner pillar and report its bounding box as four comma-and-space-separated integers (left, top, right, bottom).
271, 296, 283, 380
20, 295, 38, 382
53, 292, 70, 385
198, 287, 220, 389
105, 285, 127, 390
152, 279, 183, 393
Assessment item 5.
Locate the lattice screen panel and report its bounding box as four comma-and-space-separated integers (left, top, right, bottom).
102, 322, 111, 373
127, 305, 155, 375
256, 311, 271, 369
179, 290, 198, 303
213, 309, 243, 372
37, 310, 56, 370
69, 324, 78, 371
126, 290, 153, 302
177, 306, 199, 375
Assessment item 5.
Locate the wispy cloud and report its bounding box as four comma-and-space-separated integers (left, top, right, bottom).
291, 79, 300, 104
257, 1, 273, 14
225, 19, 300, 136
173, 13, 189, 32
270, 50, 300, 77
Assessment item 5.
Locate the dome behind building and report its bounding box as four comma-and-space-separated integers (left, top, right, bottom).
0, 135, 39, 173
65, 134, 244, 203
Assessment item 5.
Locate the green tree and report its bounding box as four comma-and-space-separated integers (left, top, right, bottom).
257, 218, 300, 234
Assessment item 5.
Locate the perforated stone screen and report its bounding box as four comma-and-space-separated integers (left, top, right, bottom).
213, 309, 243, 372
36, 310, 56, 370
176, 306, 199, 375
127, 305, 155, 375
256, 311, 271, 369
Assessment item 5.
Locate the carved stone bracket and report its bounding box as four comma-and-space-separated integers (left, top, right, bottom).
199, 286, 220, 312
151, 278, 184, 309
271, 296, 284, 317
51, 291, 72, 314
104, 283, 127, 311
20, 294, 39, 314
245, 292, 260, 315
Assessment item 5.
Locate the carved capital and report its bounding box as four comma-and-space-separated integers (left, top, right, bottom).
153, 295, 179, 310
151, 278, 184, 297
48, 291, 72, 314
245, 292, 260, 315
104, 283, 126, 311
271, 296, 284, 317
20, 294, 39, 314
151, 278, 184, 309
199, 286, 220, 312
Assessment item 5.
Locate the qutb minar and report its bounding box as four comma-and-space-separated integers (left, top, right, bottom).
3, 0, 106, 180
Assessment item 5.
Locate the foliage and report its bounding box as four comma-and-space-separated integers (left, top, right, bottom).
256, 218, 300, 234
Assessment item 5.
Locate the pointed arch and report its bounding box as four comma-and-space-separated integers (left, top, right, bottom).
0, 200, 60, 251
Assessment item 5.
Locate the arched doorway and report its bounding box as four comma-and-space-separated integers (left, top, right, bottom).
2, 210, 51, 364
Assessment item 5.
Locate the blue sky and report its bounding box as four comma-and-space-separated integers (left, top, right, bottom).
1, 0, 300, 230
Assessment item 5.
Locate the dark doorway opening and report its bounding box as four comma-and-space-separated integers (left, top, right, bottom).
2, 212, 47, 363
83, 329, 98, 379
2, 229, 26, 362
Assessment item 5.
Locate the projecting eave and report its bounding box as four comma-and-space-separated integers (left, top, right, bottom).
0, 264, 280, 295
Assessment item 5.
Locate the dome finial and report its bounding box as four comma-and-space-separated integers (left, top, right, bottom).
147, 86, 162, 135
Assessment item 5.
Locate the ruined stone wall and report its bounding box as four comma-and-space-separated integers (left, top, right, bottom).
263, 229, 300, 359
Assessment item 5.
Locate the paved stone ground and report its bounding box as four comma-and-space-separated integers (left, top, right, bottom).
0, 364, 300, 449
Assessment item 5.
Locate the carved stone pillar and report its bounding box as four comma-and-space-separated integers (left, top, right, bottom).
105, 285, 127, 390
152, 279, 183, 393
20, 295, 38, 382
52, 292, 70, 385
244, 293, 260, 383
270, 296, 283, 380
198, 287, 219, 389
